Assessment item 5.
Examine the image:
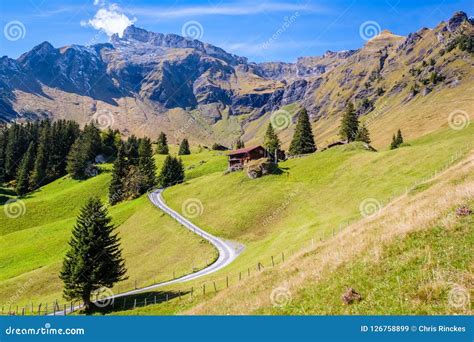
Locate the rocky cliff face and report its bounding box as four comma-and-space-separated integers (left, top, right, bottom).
0, 12, 472, 146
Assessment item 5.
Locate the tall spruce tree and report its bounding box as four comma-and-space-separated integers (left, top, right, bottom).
339, 102, 359, 142
0, 126, 7, 182
15, 142, 35, 196
396, 129, 404, 146
355, 123, 371, 144
178, 138, 191, 155
138, 137, 156, 192
155, 132, 169, 155
108, 144, 127, 205
30, 125, 51, 188
390, 134, 398, 150
60, 197, 127, 311
66, 137, 89, 180
289, 108, 316, 155
125, 135, 140, 166
158, 155, 184, 187
263, 123, 281, 155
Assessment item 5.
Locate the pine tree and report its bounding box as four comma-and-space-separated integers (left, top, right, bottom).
82, 123, 102, 161
125, 135, 140, 166
60, 197, 127, 311
15, 143, 35, 196
158, 155, 184, 187
390, 134, 398, 150
30, 125, 51, 188
0, 126, 7, 182
101, 128, 119, 161
138, 137, 156, 192
108, 144, 127, 205
396, 129, 404, 146
156, 132, 169, 155
66, 137, 89, 180
355, 123, 371, 144
235, 139, 245, 149
289, 108, 316, 155
178, 138, 191, 155
339, 102, 359, 142
263, 123, 281, 155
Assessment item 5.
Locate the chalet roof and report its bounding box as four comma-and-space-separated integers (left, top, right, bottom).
227, 145, 264, 156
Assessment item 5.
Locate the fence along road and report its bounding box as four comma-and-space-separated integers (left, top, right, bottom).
53, 188, 241, 315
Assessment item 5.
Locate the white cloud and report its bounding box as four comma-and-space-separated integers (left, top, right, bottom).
82, 3, 136, 37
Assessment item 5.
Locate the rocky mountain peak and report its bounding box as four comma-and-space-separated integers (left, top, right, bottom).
447, 11, 469, 32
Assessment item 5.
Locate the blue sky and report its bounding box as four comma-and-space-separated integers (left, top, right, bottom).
0, 0, 472, 63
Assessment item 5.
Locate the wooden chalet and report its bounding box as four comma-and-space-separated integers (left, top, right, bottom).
227, 145, 267, 170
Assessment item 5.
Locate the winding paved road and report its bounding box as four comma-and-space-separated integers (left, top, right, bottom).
53, 188, 241, 315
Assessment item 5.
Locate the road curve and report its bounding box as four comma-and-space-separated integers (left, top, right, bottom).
53, 188, 241, 315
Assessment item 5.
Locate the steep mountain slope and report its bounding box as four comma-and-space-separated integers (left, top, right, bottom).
0, 12, 472, 148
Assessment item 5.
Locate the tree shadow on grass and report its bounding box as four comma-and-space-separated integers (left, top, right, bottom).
84, 290, 191, 315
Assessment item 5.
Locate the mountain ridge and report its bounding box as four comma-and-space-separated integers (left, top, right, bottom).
0, 11, 472, 147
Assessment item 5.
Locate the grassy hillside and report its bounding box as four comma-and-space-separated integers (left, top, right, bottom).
0, 150, 227, 308
106, 124, 473, 315
187, 153, 473, 315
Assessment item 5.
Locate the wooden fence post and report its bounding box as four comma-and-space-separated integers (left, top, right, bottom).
63, 304, 66, 316
226, 276, 229, 288
191, 287, 194, 298
179, 290, 181, 300
22, 307, 25, 316
144, 298, 147, 306
282, 252, 285, 262
133, 299, 137, 309
166, 293, 169, 302
247, 268, 250, 276
203, 284, 206, 295
213, 282, 217, 292
154, 296, 157, 305
271, 256, 275, 267
239, 272, 241, 281
38, 304, 42, 315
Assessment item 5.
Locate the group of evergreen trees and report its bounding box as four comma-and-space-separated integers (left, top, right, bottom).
108, 136, 157, 205
390, 129, 404, 149
157, 155, 185, 187
0, 120, 81, 195
261, 102, 373, 157
0, 120, 125, 196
